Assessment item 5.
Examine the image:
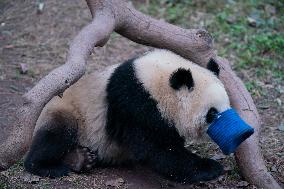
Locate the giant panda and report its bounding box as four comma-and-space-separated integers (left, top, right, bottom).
24, 49, 230, 184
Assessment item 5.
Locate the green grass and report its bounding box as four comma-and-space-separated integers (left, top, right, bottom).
5, 160, 23, 177
138, 0, 284, 95
0, 184, 8, 189
245, 80, 266, 97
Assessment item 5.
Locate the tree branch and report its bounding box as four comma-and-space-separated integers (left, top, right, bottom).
216, 57, 281, 189
0, 12, 115, 170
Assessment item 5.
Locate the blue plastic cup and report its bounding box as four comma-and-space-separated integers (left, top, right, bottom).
207, 108, 254, 155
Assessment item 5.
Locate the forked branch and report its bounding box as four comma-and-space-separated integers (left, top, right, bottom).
0, 0, 280, 188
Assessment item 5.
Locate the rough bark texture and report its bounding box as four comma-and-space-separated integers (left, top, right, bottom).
216, 57, 281, 189
0, 0, 280, 188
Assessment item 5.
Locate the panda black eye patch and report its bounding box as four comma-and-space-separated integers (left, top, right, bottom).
206, 108, 219, 124
169, 68, 194, 90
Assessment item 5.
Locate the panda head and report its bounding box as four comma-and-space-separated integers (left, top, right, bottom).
134, 49, 230, 141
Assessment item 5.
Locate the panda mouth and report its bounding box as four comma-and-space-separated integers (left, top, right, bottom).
197, 126, 203, 137
196, 124, 207, 138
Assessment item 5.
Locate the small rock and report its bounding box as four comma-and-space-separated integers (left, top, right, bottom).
224, 38, 230, 43
257, 104, 270, 109
270, 165, 277, 172
1, 22, 5, 27
237, 180, 249, 187
247, 17, 257, 27
37, 2, 45, 14
277, 85, 284, 94
275, 98, 282, 106
224, 165, 233, 172
226, 15, 236, 24
105, 178, 125, 188
22, 173, 40, 184
25, 86, 32, 91
93, 180, 98, 188
0, 75, 5, 80
9, 85, 19, 92
259, 138, 266, 144
166, 181, 176, 188
265, 4, 276, 15
19, 63, 29, 74
278, 123, 284, 132
217, 175, 225, 182
265, 84, 274, 88
3, 44, 14, 49
211, 154, 226, 160
227, 0, 236, 4
2, 30, 12, 36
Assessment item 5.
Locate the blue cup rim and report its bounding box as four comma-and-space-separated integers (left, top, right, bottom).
207, 108, 254, 155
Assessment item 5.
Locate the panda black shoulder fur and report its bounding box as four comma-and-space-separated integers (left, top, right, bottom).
24, 49, 231, 183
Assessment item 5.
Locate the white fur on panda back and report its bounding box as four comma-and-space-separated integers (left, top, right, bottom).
35, 64, 128, 163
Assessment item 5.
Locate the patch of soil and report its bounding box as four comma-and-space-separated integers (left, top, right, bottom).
0, 80, 31, 143
0, 0, 283, 188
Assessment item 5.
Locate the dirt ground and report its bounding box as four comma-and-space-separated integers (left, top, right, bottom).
0, 0, 283, 188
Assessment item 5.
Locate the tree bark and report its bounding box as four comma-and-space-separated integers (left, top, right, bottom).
216, 57, 281, 189
0, 0, 280, 188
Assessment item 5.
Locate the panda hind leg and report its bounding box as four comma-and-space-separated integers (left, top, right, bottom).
63, 146, 99, 173
24, 111, 79, 178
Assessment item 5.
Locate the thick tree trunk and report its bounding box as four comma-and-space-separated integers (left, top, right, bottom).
216, 57, 281, 189
0, 0, 280, 188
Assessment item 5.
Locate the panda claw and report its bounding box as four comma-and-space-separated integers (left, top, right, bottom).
65, 146, 99, 172
78, 147, 99, 171
88, 158, 93, 162
82, 147, 89, 152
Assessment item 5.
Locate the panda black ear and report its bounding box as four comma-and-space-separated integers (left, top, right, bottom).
207, 58, 220, 76
170, 68, 194, 90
